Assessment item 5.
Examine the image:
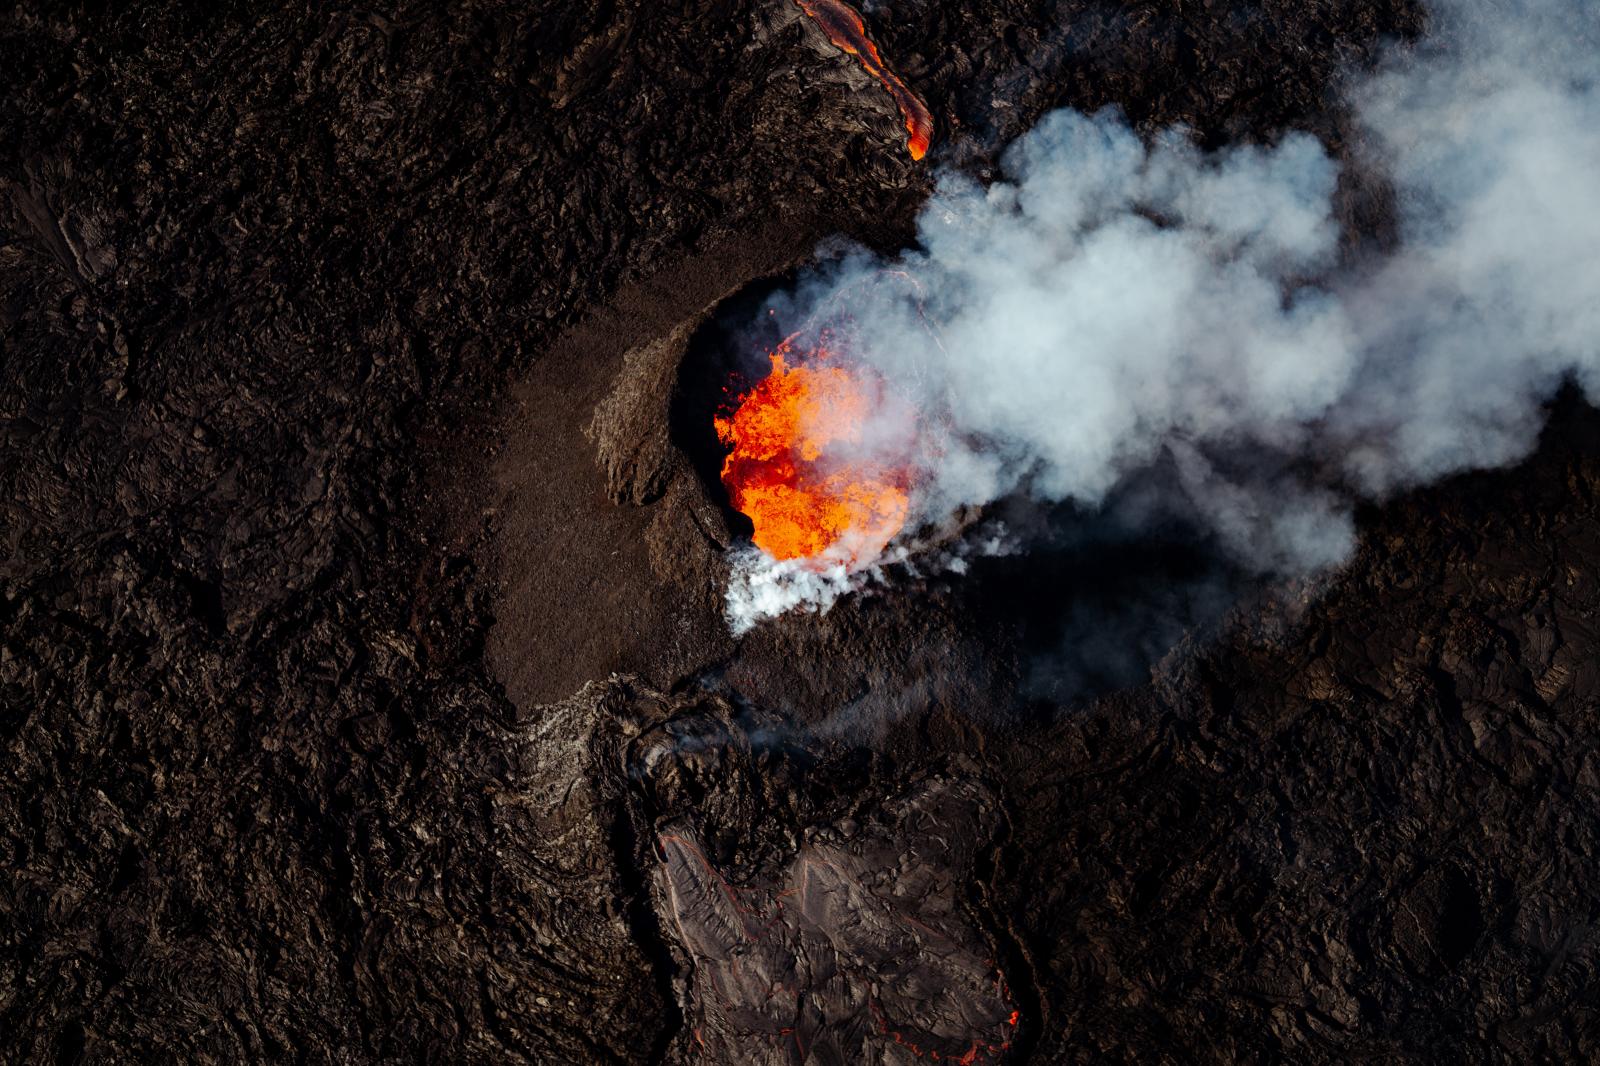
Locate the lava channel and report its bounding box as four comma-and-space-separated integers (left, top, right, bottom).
794, 0, 934, 160
715, 340, 912, 567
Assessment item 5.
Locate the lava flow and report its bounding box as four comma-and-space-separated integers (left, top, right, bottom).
715, 341, 911, 566
794, 0, 934, 160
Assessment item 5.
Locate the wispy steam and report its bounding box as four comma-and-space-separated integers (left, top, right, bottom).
728, 0, 1600, 631
724, 525, 1015, 636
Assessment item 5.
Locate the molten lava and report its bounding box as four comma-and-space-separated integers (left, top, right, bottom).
793, 0, 934, 160
716, 343, 910, 566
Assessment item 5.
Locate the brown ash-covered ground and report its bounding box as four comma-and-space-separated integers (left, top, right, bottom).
5, 0, 1599, 1062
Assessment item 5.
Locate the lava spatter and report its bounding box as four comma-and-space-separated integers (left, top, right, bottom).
793, 0, 934, 160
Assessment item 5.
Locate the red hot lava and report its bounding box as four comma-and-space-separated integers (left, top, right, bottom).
794, 0, 934, 160
715, 339, 913, 567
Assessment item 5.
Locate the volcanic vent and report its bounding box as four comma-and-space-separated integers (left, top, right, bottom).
673, 273, 926, 575
715, 338, 913, 567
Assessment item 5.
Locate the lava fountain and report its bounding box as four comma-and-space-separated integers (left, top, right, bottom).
793, 0, 934, 160
715, 338, 913, 567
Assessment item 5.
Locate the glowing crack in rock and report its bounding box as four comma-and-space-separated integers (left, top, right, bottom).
793, 0, 934, 160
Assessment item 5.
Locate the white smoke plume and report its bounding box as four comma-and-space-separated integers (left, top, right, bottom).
727, 0, 1600, 631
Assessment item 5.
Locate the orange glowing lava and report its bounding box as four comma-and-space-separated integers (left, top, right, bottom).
715, 343, 910, 565
794, 0, 934, 160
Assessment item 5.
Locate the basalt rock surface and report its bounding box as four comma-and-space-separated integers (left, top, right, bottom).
8, 0, 1599, 1064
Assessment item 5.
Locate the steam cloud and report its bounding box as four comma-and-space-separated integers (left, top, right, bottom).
728, 0, 1600, 632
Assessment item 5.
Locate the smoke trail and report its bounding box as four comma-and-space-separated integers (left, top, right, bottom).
727, 0, 1600, 631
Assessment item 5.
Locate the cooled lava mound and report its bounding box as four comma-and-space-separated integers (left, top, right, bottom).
657, 776, 1015, 1064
